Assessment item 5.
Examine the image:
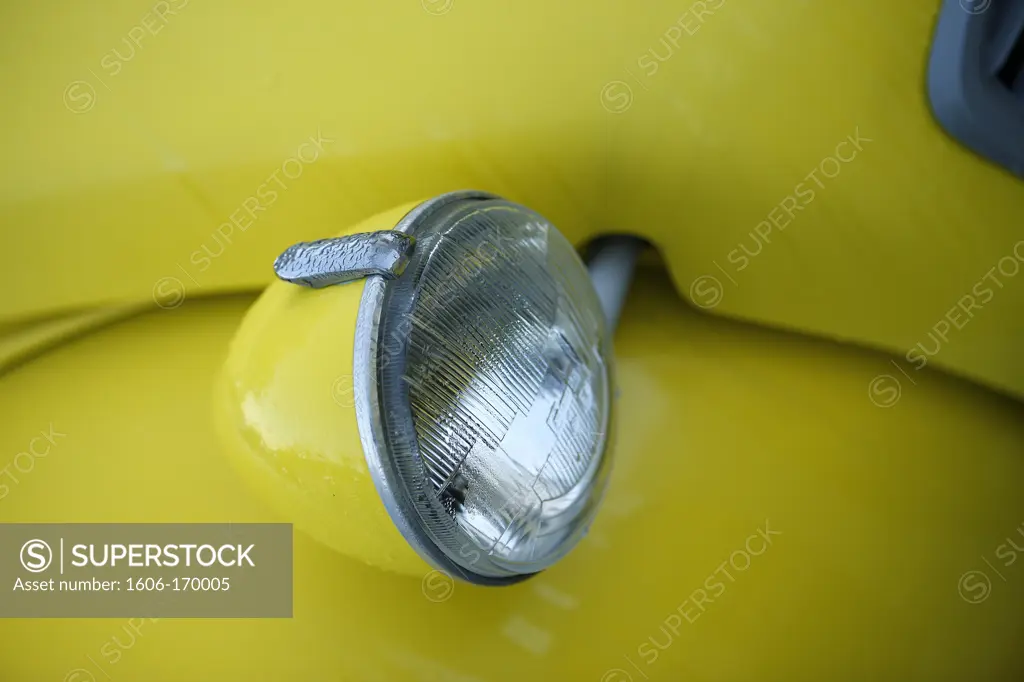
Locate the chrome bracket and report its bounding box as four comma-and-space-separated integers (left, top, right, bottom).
273, 230, 416, 288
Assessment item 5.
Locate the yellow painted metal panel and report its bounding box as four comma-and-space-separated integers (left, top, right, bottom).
1, 1, 1022, 399
0, 269, 1020, 680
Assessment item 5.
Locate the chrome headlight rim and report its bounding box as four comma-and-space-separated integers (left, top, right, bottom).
353, 190, 614, 585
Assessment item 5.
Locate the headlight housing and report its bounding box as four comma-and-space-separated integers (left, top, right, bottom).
281, 191, 615, 584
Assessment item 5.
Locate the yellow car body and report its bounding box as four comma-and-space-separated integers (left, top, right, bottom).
1, 1, 1022, 680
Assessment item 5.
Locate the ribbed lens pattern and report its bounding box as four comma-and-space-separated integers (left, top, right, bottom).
396, 204, 609, 574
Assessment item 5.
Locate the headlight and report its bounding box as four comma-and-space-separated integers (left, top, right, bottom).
262, 191, 622, 584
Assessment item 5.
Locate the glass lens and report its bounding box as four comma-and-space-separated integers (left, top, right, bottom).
377, 200, 612, 578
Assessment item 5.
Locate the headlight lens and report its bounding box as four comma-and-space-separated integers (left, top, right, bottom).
346, 192, 614, 583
